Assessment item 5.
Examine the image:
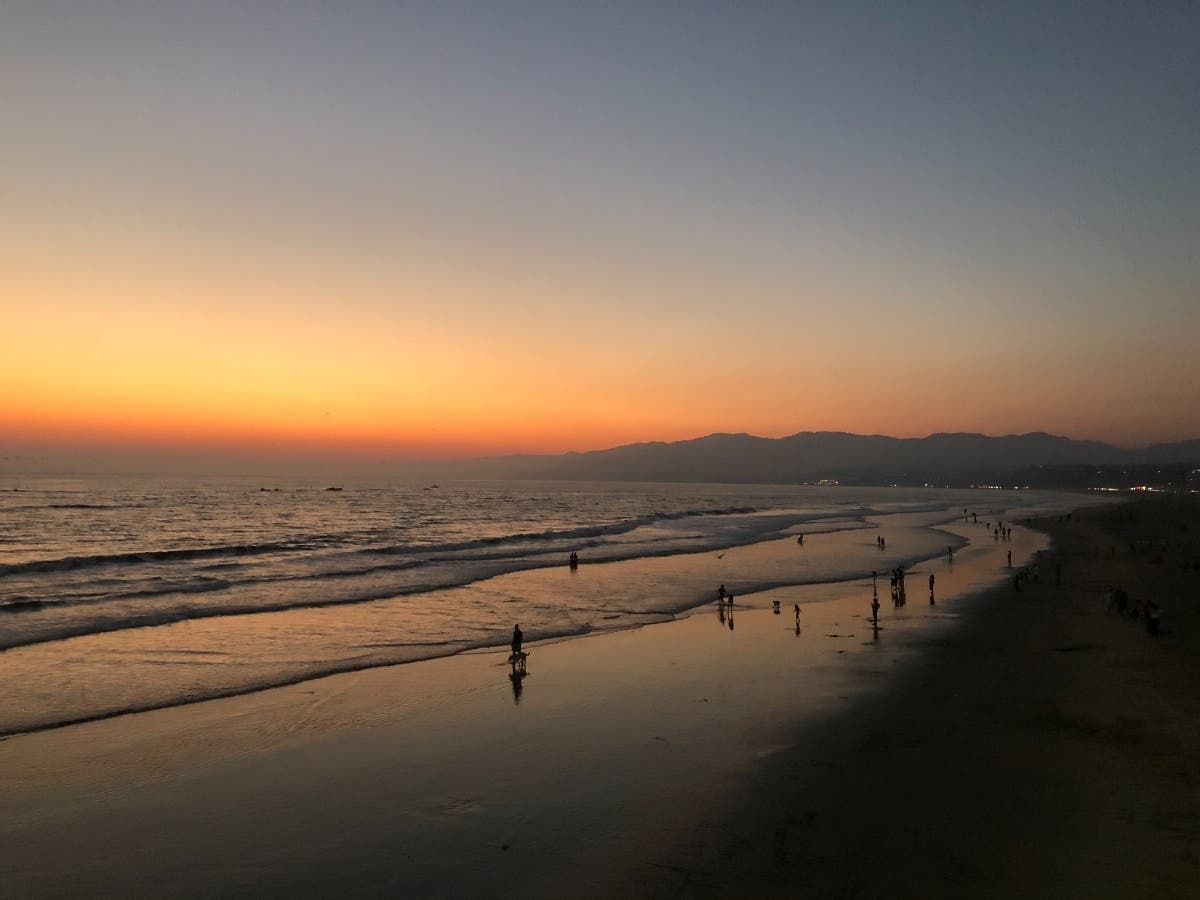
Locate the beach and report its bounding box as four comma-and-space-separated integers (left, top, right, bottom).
2, 497, 1197, 898
646, 497, 1200, 898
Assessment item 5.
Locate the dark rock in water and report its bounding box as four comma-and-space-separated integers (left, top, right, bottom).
325, 486, 343, 492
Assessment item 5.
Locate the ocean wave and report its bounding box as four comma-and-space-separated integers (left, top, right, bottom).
0, 522, 879, 651
361, 505, 762, 557
0, 512, 873, 626
48, 503, 148, 510
0, 540, 319, 577
0, 624, 608, 739
0, 578, 484, 652
0, 597, 60, 612
1, 502, 149, 512
1, 505, 763, 580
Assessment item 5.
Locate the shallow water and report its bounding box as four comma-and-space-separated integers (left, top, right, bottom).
0, 476, 1095, 734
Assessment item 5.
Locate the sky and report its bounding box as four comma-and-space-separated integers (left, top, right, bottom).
3, 1, 1198, 471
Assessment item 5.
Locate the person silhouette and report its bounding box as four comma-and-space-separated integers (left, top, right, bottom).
511, 624, 523, 657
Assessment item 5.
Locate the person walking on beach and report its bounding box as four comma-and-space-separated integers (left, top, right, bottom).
1145, 601, 1161, 636
718, 584, 727, 603
511, 624, 523, 657
1007, 550, 1012, 567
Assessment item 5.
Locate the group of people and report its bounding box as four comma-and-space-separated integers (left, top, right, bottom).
888, 565, 908, 607
963, 509, 1013, 543
1107, 585, 1162, 636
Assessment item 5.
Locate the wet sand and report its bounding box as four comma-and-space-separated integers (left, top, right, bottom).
644, 496, 1200, 899
2, 499, 1197, 897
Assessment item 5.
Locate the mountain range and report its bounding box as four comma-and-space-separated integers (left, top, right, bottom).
412, 432, 1200, 487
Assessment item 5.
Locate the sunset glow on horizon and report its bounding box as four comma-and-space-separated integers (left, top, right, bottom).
4, 3, 1199, 470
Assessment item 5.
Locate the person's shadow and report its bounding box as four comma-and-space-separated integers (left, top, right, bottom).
510, 670, 526, 704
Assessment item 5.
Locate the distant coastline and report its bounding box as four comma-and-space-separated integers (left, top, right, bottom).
407, 430, 1200, 491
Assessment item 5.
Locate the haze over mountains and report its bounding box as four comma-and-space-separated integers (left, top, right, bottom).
416, 432, 1200, 488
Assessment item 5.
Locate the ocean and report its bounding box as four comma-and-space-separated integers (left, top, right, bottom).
0, 476, 1087, 735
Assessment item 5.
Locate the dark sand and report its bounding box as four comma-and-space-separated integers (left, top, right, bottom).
2, 499, 1197, 898
643, 496, 1200, 899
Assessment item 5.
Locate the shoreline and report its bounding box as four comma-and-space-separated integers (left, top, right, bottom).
0, 505, 1015, 737
640, 497, 1200, 899
5, 497, 1194, 897
1, 512, 1038, 896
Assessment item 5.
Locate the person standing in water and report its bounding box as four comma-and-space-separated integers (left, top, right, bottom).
511, 624, 523, 657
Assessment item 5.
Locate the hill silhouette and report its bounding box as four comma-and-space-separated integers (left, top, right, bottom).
412, 431, 1200, 488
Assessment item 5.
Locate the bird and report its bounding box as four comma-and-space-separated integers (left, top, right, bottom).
716, 553, 725, 559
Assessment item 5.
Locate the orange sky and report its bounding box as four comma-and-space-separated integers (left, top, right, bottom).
3, 4, 1199, 468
